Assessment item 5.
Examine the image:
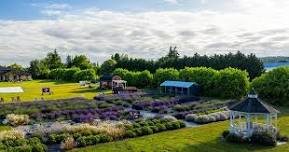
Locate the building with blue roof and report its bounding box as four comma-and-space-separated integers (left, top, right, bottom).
160, 81, 200, 96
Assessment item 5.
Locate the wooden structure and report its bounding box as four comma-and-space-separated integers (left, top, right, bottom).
229, 90, 279, 138
0, 67, 32, 82
160, 81, 200, 96
99, 75, 122, 89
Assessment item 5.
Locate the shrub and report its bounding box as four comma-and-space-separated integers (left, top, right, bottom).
1, 137, 46, 152
225, 133, 246, 143
48, 133, 71, 144
153, 68, 179, 86
60, 137, 75, 150
134, 128, 143, 136
185, 114, 197, 122
251, 132, 277, 146
29, 137, 47, 152
251, 67, 289, 105
277, 132, 289, 142
222, 130, 230, 138
150, 126, 159, 133
76, 135, 112, 147
171, 121, 181, 129
125, 130, 137, 138
156, 123, 166, 131
4, 114, 30, 126
141, 127, 153, 135
179, 121, 186, 128
0, 130, 25, 141
63, 68, 81, 81
74, 69, 97, 81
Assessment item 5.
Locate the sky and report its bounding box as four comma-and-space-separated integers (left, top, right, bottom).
0, 0, 289, 65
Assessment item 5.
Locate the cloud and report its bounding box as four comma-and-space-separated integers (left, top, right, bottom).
1, 0, 289, 65
163, 0, 179, 4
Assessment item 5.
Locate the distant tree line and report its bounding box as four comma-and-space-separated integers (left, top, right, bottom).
29, 49, 99, 81
105, 47, 264, 79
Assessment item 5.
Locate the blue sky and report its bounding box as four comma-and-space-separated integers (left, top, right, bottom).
0, 0, 289, 65
0, 0, 209, 20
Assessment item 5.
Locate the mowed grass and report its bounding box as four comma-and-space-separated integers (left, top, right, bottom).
72, 109, 289, 152
0, 80, 109, 102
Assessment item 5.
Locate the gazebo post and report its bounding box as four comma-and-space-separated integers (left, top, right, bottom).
230, 111, 233, 132
266, 114, 270, 129
246, 113, 251, 136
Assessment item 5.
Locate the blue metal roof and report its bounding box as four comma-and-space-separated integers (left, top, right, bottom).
160, 81, 197, 88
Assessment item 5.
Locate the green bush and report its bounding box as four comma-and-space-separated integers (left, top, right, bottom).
63, 68, 81, 81
125, 130, 137, 138
76, 135, 112, 147
156, 123, 166, 131
48, 133, 70, 144
150, 126, 159, 133
251, 67, 289, 105
251, 132, 277, 146
225, 133, 246, 143
73, 69, 97, 81
141, 127, 153, 135
222, 130, 230, 138
1, 137, 46, 152
153, 68, 179, 86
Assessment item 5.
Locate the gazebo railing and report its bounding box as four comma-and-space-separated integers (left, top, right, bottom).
231, 122, 278, 137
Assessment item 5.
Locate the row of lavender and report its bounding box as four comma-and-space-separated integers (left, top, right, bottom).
29, 107, 141, 123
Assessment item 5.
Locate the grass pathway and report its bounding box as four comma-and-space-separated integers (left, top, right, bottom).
0, 80, 108, 102
72, 116, 289, 152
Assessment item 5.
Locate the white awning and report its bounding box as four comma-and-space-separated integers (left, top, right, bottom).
0, 87, 24, 93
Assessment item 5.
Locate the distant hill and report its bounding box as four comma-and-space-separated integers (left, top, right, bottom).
260, 56, 289, 63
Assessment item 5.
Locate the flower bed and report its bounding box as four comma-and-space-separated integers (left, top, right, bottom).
0, 98, 99, 119
132, 96, 200, 112
185, 111, 230, 124
12, 117, 186, 151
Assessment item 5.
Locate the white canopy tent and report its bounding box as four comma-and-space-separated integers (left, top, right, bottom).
0, 87, 24, 93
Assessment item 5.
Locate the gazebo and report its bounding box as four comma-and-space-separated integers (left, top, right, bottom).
229, 90, 279, 138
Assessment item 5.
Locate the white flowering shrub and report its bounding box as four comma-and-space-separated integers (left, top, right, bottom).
4, 114, 30, 126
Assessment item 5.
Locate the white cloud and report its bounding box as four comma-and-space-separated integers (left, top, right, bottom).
163, 0, 179, 4
1, 0, 289, 65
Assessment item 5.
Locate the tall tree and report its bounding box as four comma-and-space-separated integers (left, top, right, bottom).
66, 55, 73, 68
100, 59, 117, 75
71, 55, 92, 70
8, 63, 24, 72
43, 49, 63, 69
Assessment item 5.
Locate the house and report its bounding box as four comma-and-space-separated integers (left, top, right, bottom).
160, 81, 200, 96
0, 67, 32, 82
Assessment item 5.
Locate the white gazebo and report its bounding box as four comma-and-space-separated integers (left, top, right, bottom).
229, 90, 279, 138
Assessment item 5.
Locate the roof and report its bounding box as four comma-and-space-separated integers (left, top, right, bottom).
229, 92, 279, 114
160, 81, 198, 88
100, 75, 113, 81
0, 67, 11, 74
0, 87, 24, 93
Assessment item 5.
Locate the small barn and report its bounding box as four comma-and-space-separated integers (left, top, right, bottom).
99, 75, 122, 89
160, 81, 200, 96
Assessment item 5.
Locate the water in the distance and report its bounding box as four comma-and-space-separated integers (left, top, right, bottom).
264, 62, 289, 71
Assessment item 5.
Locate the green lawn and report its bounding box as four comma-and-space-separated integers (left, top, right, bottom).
0, 80, 109, 102
72, 109, 289, 152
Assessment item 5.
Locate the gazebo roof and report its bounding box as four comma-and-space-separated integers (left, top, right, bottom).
229, 91, 279, 114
